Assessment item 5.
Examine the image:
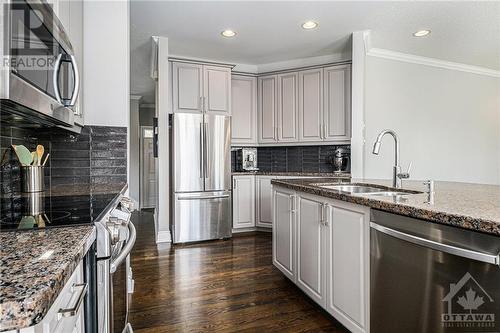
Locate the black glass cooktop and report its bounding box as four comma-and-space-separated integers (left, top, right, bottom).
0, 191, 120, 231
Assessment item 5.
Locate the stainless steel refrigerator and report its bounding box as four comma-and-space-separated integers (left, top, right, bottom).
170, 113, 232, 243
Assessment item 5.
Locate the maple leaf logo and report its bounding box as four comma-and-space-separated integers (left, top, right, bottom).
457, 288, 485, 313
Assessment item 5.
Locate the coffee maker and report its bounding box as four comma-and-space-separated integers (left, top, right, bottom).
332, 147, 350, 173
234, 148, 259, 171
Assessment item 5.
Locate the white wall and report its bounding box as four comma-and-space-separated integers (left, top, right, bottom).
83, 1, 130, 127
363, 55, 500, 184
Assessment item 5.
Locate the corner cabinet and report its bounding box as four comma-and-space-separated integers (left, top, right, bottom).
172, 62, 231, 115
231, 75, 257, 145
272, 186, 369, 333
323, 65, 351, 141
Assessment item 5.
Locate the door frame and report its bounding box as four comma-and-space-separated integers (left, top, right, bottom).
140, 125, 156, 209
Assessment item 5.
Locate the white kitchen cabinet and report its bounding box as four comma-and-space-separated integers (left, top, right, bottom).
277, 73, 299, 142
325, 201, 369, 333
172, 62, 204, 113
296, 192, 327, 307
172, 62, 231, 115
203, 65, 231, 115
272, 186, 296, 280
323, 65, 351, 141
232, 175, 255, 229
272, 186, 369, 333
231, 75, 257, 144
258, 75, 278, 143
10, 260, 85, 333
298, 68, 323, 142
256, 175, 274, 227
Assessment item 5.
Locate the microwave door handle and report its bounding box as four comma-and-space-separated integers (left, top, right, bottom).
69, 55, 80, 106
110, 222, 136, 274
52, 54, 63, 104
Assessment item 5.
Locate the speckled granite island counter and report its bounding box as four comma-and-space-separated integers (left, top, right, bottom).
0, 226, 96, 332
271, 178, 500, 236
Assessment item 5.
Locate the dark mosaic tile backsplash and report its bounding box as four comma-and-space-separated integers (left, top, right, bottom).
0, 124, 127, 196
232, 145, 350, 173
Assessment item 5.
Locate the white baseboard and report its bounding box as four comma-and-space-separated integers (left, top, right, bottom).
156, 230, 171, 243
232, 226, 272, 233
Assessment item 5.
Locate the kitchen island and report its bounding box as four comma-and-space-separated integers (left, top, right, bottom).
271, 178, 500, 333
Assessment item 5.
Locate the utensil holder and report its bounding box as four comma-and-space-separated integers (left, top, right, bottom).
21, 166, 45, 193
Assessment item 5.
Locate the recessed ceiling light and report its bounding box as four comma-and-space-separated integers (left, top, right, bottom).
302, 21, 318, 30
413, 30, 431, 37
221, 30, 236, 38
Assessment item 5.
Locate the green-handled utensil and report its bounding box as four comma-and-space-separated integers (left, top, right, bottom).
12, 145, 33, 166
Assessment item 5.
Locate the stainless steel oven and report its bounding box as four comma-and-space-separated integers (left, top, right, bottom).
371, 210, 500, 333
0, 0, 79, 126
96, 198, 136, 333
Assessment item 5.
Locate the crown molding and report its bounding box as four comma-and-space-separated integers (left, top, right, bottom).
367, 48, 500, 78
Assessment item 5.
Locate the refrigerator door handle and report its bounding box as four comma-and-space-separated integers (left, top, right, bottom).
199, 123, 204, 179
177, 194, 230, 200
204, 122, 208, 179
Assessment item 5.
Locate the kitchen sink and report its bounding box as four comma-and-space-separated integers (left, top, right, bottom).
315, 184, 422, 196
316, 184, 386, 193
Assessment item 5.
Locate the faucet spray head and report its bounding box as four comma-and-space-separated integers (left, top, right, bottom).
372, 141, 381, 154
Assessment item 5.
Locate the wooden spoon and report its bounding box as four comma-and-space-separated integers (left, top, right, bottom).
36, 145, 44, 166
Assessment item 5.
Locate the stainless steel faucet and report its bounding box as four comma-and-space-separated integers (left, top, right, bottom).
372, 129, 411, 188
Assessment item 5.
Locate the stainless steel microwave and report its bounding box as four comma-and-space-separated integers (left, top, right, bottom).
0, 0, 79, 127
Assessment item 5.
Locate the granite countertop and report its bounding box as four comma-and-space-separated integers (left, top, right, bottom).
0, 226, 96, 332
232, 171, 351, 178
271, 178, 500, 236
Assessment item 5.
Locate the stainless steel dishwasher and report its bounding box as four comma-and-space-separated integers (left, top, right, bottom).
370, 209, 500, 333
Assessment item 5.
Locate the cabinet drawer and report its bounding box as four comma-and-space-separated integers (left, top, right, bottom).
39, 261, 85, 333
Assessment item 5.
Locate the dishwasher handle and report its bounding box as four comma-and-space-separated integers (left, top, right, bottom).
370, 222, 500, 266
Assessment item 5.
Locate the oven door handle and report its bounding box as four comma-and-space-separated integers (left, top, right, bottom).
370, 222, 500, 265
110, 222, 136, 274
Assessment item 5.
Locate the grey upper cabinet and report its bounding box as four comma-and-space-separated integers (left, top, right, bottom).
203, 65, 231, 115
258, 75, 278, 143
298, 68, 323, 142
231, 75, 257, 144
172, 62, 231, 115
277, 73, 299, 142
323, 65, 351, 141
172, 62, 204, 113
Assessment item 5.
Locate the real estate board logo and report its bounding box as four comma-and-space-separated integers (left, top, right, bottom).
442, 272, 495, 330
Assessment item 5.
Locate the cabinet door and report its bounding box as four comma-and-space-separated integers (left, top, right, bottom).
256, 176, 274, 228
277, 72, 299, 142
326, 201, 368, 332
273, 187, 295, 280
232, 175, 255, 229
323, 65, 351, 141
231, 75, 257, 144
172, 62, 203, 113
69, 0, 84, 125
258, 75, 277, 143
298, 69, 323, 142
296, 194, 326, 307
203, 65, 231, 114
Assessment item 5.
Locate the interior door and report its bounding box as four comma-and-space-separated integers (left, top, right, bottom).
140, 127, 157, 209
173, 113, 204, 192
204, 114, 231, 191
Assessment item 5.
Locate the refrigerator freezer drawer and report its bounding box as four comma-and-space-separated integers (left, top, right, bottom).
173, 191, 232, 243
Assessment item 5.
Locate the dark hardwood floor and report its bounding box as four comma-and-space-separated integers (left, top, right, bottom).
129, 210, 348, 333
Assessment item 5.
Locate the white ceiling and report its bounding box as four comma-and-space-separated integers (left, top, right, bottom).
130, 1, 500, 103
